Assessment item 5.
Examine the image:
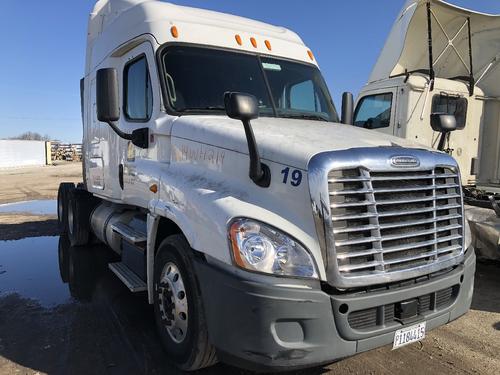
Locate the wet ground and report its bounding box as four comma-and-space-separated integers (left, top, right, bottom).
0, 199, 499, 374
0, 200, 57, 216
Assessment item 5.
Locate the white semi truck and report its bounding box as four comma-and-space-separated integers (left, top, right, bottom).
58, 0, 475, 371
355, 0, 500, 259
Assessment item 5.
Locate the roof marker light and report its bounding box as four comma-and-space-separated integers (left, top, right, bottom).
235, 34, 242, 46
170, 26, 179, 38
307, 50, 314, 61
250, 37, 257, 48
265, 40, 272, 51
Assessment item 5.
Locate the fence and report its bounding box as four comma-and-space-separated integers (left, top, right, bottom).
0, 140, 50, 168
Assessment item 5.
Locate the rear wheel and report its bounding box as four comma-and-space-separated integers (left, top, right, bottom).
153, 235, 217, 371
67, 189, 99, 246
57, 183, 75, 234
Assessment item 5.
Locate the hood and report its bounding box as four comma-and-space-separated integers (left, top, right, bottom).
369, 0, 500, 97
171, 116, 432, 169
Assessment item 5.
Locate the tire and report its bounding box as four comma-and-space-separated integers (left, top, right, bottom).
57, 182, 75, 234
67, 189, 99, 247
153, 235, 217, 371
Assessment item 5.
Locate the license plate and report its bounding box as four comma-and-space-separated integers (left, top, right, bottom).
392, 322, 426, 349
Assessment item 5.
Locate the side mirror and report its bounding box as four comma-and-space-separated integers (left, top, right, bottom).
95, 68, 149, 149
96, 68, 120, 123
224, 92, 270, 188
430, 113, 457, 132
341, 92, 354, 125
224, 92, 259, 121
431, 113, 457, 152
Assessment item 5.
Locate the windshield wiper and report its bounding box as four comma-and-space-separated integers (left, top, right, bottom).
279, 113, 330, 122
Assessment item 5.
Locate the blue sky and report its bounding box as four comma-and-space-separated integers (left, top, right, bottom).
1, 0, 499, 143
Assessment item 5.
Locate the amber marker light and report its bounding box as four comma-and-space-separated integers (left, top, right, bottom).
265, 40, 272, 51
170, 26, 179, 38
149, 184, 158, 194
229, 221, 246, 268
307, 50, 314, 61
235, 34, 242, 46
250, 37, 257, 48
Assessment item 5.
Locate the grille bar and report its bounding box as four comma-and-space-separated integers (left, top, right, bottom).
331, 183, 459, 196
334, 214, 462, 234
330, 173, 458, 183
337, 239, 462, 260
328, 166, 463, 278
334, 223, 462, 247
375, 194, 461, 206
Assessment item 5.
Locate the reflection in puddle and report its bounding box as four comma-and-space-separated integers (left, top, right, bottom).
0, 236, 70, 307
0, 200, 57, 215
0, 235, 116, 307
0, 235, 241, 374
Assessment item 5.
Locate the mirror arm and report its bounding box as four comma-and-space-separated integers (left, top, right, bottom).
105, 121, 149, 149
437, 131, 448, 152
106, 121, 132, 140
242, 119, 270, 187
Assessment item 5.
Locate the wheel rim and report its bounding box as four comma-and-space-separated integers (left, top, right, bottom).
68, 202, 74, 236
157, 262, 188, 344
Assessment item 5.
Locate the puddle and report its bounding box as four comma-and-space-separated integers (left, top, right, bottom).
0, 199, 57, 215
0, 236, 70, 307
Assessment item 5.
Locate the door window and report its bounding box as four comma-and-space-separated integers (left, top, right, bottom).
354, 93, 393, 129
124, 56, 153, 121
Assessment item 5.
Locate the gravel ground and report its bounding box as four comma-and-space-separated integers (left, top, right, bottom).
0, 163, 498, 374
0, 162, 82, 205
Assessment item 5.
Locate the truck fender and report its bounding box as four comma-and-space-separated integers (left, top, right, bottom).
146, 199, 197, 303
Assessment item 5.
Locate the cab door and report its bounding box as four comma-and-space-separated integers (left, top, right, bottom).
354, 88, 398, 136
118, 42, 163, 208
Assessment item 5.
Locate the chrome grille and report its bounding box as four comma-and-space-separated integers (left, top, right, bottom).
329, 167, 463, 277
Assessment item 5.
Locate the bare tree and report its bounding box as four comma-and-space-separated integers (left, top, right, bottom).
9, 132, 52, 141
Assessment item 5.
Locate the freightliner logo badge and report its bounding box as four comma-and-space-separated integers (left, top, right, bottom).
390, 155, 420, 168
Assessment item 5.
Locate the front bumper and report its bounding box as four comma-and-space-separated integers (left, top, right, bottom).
195, 247, 475, 372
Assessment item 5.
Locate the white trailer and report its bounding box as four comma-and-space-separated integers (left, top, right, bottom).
58, 0, 475, 371
356, 0, 500, 259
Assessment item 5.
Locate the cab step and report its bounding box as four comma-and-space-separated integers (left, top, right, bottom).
109, 262, 147, 292
110, 222, 147, 244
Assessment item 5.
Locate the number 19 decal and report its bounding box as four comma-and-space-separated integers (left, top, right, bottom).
281, 167, 303, 187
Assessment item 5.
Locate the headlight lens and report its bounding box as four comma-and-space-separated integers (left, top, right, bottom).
229, 218, 318, 279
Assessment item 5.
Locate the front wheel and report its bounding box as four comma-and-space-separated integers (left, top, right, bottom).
153, 235, 217, 371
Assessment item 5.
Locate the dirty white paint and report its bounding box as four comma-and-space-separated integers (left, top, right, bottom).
0, 140, 47, 168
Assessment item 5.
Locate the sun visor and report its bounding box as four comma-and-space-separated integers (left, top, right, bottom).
369, 0, 500, 97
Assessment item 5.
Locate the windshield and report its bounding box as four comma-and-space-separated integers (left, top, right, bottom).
161, 46, 339, 122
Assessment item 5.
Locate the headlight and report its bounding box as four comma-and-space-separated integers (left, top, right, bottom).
229, 218, 318, 279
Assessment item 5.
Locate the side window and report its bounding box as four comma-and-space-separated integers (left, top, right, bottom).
354, 93, 393, 129
124, 55, 153, 121
431, 94, 467, 130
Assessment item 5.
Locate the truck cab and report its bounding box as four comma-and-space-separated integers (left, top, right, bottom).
356, 0, 500, 259
58, 0, 475, 371
355, 75, 482, 184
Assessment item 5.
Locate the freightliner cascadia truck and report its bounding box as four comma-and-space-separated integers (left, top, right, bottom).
57, 0, 476, 371
355, 0, 500, 260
